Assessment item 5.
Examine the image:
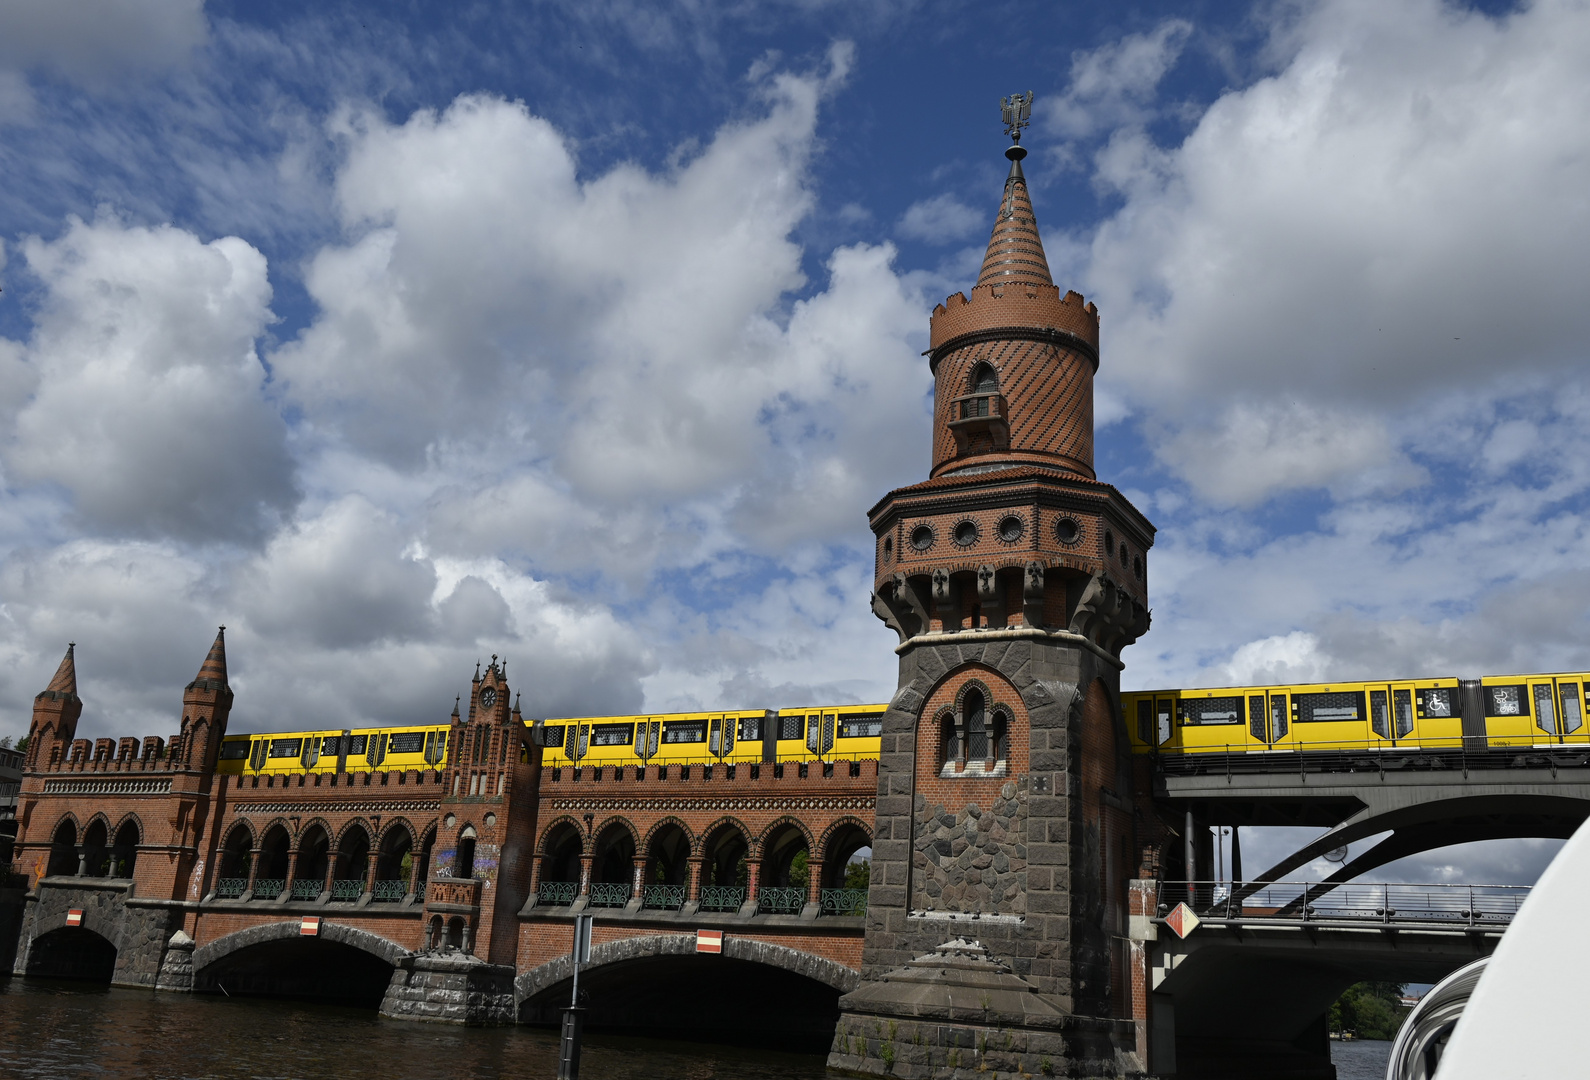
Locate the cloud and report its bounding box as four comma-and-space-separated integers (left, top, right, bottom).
896, 194, 983, 244
0, 217, 296, 544
1082, 0, 1590, 502
0, 0, 207, 86
1045, 19, 1193, 141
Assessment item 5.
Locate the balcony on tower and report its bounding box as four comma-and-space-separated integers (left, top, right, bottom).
945, 363, 1010, 458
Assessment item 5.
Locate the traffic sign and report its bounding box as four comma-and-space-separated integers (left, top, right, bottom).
696, 929, 723, 954
300, 916, 321, 937
1165, 902, 1201, 939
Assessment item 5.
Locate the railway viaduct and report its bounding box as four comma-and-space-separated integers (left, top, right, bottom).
8, 108, 1587, 1080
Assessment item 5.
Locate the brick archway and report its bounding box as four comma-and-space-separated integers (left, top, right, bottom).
513, 933, 860, 1008
192, 920, 412, 972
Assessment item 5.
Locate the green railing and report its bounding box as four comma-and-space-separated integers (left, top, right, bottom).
821, 888, 868, 916
290, 878, 322, 901
371, 879, 407, 902
588, 882, 631, 908
642, 884, 685, 910
331, 879, 364, 902
698, 886, 745, 913
758, 887, 806, 915
214, 877, 247, 900
253, 878, 285, 900
538, 881, 578, 906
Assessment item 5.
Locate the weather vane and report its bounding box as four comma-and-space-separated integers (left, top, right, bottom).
1001, 91, 1034, 143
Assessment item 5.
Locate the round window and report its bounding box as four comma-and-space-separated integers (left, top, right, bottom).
1105, 530, 1115, 556
954, 520, 979, 546
910, 524, 934, 551
998, 515, 1024, 543
1055, 517, 1080, 545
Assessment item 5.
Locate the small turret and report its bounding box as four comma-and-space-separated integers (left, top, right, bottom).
26, 644, 82, 770
176, 628, 233, 772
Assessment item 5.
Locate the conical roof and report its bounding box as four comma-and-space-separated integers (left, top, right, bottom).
45, 643, 77, 696
194, 627, 228, 687
974, 149, 1053, 290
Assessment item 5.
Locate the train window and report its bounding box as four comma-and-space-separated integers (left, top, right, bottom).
779, 714, 802, 740
1562, 685, 1583, 734
1370, 691, 1390, 739
1248, 696, 1265, 741
269, 738, 302, 758
807, 716, 822, 752
662, 721, 706, 744
1138, 701, 1154, 744
538, 726, 564, 748
1483, 685, 1529, 716
1269, 695, 1288, 741
1394, 690, 1415, 737
219, 741, 251, 760
1534, 686, 1557, 735
1415, 688, 1454, 718
1293, 691, 1366, 723
591, 724, 633, 747
1156, 699, 1174, 744
840, 714, 885, 738
738, 717, 761, 741
1178, 697, 1242, 725
389, 732, 426, 754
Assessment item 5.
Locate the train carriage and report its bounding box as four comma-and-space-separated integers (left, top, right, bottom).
216, 724, 451, 777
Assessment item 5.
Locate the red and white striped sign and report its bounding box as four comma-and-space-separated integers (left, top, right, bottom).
696, 929, 723, 954
65, 909, 83, 927
299, 916, 321, 937
1164, 903, 1201, 939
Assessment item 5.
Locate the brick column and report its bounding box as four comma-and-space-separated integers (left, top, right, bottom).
363, 846, 379, 896
245, 847, 260, 893
578, 853, 593, 897
408, 847, 424, 898
686, 857, 704, 904
283, 844, 298, 897
744, 859, 761, 903
806, 859, 824, 907
631, 855, 648, 903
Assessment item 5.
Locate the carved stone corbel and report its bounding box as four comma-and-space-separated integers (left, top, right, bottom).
1023, 560, 1046, 628
932, 567, 956, 631
976, 564, 1002, 628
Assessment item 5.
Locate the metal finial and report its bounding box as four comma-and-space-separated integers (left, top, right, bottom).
1001, 91, 1034, 143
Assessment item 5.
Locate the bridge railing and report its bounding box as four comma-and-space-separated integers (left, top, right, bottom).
1156, 741, 1590, 778
1158, 881, 1531, 927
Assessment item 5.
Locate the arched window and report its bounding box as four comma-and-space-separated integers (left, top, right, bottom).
453, 825, 477, 879
47, 819, 78, 878
965, 690, 988, 762
991, 709, 1011, 766
939, 711, 958, 771
971, 363, 998, 394
81, 820, 109, 877
110, 820, 140, 878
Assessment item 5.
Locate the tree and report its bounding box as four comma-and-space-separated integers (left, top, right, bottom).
844, 858, 871, 891
1330, 981, 1408, 1040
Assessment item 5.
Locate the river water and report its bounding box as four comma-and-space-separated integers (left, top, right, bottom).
0, 979, 828, 1080
0, 977, 1395, 1079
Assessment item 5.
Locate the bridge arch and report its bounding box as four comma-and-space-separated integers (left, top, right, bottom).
192, 921, 411, 1007
26, 925, 118, 982
515, 933, 859, 1050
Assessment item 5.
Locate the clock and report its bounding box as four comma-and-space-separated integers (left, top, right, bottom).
479, 687, 498, 709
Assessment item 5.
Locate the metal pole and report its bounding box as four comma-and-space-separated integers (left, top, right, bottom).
559, 915, 592, 1080
1185, 809, 1197, 906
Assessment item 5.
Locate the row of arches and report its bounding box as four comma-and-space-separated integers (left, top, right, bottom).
214, 818, 434, 902
47, 816, 140, 879
534, 814, 871, 909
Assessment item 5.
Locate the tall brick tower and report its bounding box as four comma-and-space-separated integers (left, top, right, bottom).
829, 94, 1154, 1078
24, 645, 82, 772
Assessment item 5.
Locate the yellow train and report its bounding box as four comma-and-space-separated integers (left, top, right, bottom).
534, 704, 889, 768
216, 724, 452, 777
1126, 671, 1590, 755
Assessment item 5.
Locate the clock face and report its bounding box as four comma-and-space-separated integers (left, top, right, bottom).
479, 687, 498, 709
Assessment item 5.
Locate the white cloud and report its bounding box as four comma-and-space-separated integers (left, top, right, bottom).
896, 194, 983, 244
1046, 19, 1193, 141
1, 217, 295, 543
1083, 0, 1590, 502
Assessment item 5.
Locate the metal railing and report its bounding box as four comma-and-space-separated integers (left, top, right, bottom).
698, 885, 745, 913
1157, 741, 1590, 779
821, 887, 868, 916
1158, 881, 1532, 927
331, 879, 364, 902
290, 878, 322, 902
371, 879, 406, 902
642, 884, 685, 910
537, 881, 578, 906
758, 886, 806, 915
588, 882, 631, 908
214, 877, 247, 900
252, 878, 285, 900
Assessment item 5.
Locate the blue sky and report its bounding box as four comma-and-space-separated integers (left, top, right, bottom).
1, 0, 1587, 882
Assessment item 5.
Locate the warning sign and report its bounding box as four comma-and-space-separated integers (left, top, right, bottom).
65, 909, 83, 927
1164, 902, 1201, 939
300, 916, 321, 937
696, 929, 723, 954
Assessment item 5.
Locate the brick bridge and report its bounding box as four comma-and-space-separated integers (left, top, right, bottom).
7, 637, 879, 1047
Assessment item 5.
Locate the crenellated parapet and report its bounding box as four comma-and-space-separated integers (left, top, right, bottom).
929, 284, 1099, 363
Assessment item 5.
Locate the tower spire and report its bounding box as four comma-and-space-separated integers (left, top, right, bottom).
977, 92, 1052, 290
45, 643, 77, 697
194, 627, 228, 688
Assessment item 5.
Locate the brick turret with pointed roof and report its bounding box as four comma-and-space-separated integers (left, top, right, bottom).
835, 95, 1153, 1078
25, 644, 82, 770
175, 627, 233, 773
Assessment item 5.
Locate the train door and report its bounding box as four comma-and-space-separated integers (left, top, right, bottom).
1267, 692, 1291, 748
1157, 696, 1176, 750
1558, 679, 1588, 746
1367, 686, 1405, 749
1479, 678, 1533, 747
1529, 680, 1562, 745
